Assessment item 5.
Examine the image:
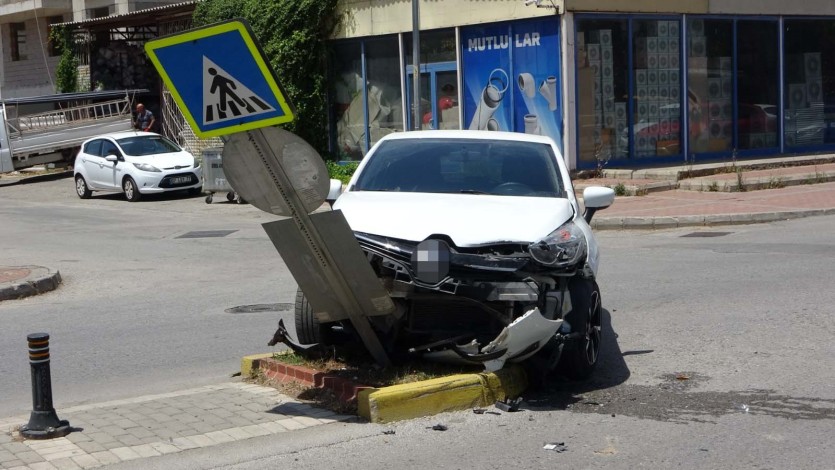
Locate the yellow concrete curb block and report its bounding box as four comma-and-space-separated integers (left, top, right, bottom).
241, 353, 274, 378
358, 365, 528, 423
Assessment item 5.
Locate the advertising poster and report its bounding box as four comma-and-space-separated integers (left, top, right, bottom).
461, 24, 513, 133
461, 19, 563, 150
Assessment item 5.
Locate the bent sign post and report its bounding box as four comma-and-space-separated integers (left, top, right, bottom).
145, 20, 393, 366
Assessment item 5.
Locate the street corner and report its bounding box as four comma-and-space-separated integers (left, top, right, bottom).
0, 265, 62, 301
357, 365, 528, 424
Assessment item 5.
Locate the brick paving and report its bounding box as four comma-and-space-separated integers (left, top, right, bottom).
0, 382, 354, 469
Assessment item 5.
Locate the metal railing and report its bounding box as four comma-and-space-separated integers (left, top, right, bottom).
8, 98, 131, 135
161, 89, 223, 158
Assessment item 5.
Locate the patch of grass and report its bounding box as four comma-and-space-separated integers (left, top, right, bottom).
612, 182, 628, 196
270, 351, 481, 388
707, 181, 720, 192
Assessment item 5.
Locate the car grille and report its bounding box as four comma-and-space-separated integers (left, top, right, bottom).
159, 172, 198, 188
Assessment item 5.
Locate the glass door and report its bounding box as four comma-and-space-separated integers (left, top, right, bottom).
406, 62, 459, 130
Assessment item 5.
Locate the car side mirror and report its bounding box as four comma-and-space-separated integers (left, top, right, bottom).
105, 154, 119, 163
582, 186, 615, 223
326, 179, 343, 207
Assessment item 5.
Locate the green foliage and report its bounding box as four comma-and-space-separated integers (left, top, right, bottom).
193, 0, 341, 157
612, 182, 628, 196
50, 26, 78, 93
327, 161, 358, 184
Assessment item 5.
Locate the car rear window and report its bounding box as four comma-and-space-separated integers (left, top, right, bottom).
353, 138, 564, 197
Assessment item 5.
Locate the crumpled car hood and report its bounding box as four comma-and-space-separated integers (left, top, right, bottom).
334, 191, 574, 246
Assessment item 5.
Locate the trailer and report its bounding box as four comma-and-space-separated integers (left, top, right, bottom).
0, 90, 145, 174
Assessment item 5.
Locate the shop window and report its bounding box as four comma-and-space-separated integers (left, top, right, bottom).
687, 18, 733, 154
330, 42, 364, 160
576, 19, 628, 165
633, 19, 682, 158
10, 23, 27, 62
784, 19, 834, 148
404, 29, 457, 65
737, 20, 778, 150
365, 37, 404, 148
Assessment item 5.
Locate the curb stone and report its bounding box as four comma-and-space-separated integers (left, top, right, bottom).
247, 355, 529, 424
0, 266, 62, 301
593, 208, 835, 230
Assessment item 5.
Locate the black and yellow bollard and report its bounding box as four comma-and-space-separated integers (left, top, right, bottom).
20, 333, 71, 439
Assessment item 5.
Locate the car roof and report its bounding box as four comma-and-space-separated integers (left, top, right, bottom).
82, 131, 160, 144
378, 130, 558, 146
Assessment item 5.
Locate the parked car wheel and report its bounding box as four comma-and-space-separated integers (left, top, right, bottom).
75, 175, 92, 199
123, 177, 141, 202
294, 288, 329, 345
559, 276, 602, 380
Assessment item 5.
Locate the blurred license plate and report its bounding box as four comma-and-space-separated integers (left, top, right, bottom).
171, 176, 191, 185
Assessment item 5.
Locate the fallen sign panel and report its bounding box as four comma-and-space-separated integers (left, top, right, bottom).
262, 211, 395, 323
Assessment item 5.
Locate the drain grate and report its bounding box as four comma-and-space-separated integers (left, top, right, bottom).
177, 230, 238, 239
225, 303, 292, 314
681, 231, 733, 238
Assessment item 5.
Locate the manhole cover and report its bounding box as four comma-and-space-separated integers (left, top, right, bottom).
177, 230, 238, 239
681, 231, 732, 238
225, 303, 292, 314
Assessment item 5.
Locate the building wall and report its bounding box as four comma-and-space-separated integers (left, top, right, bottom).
334, 0, 559, 38
0, 17, 61, 98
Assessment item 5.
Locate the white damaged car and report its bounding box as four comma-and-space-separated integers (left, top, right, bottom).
298, 130, 614, 379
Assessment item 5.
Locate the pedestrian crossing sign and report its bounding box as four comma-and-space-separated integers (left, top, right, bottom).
145, 19, 295, 138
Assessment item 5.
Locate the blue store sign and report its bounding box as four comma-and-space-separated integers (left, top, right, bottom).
461, 19, 563, 150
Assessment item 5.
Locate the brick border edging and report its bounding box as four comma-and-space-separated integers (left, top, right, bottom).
254, 357, 373, 405
0, 267, 62, 301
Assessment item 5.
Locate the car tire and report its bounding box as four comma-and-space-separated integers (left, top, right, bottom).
559, 276, 602, 380
75, 175, 92, 199
294, 288, 329, 345
123, 177, 141, 202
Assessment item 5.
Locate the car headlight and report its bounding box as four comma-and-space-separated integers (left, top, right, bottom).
133, 163, 161, 172
192, 156, 200, 169
528, 220, 587, 268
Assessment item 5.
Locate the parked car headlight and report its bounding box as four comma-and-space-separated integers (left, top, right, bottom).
192, 156, 200, 169
528, 220, 587, 268
133, 163, 161, 172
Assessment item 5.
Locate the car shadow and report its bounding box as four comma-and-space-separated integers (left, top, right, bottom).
523, 309, 633, 410
87, 189, 205, 203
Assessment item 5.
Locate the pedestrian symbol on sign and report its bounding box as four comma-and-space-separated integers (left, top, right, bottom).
202, 56, 274, 125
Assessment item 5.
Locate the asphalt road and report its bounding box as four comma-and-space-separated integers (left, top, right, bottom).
2, 176, 834, 468
0, 177, 297, 417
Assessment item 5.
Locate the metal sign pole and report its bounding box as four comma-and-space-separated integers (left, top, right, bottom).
244, 129, 391, 367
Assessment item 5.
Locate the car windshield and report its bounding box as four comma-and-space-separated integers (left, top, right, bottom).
116, 135, 182, 156
353, 138, 564, 197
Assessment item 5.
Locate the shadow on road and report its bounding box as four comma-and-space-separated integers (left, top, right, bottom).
525, 309, 632, 410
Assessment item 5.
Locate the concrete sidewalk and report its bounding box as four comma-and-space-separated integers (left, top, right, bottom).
0, 382, 354, 469
590, 181, 835, 230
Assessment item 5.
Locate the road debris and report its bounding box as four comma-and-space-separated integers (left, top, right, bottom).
430, 424, 448, 431
382, 429, 395, 435
543, 442, 568, 452
496, 397, 523, 412
473, 408, 486, 414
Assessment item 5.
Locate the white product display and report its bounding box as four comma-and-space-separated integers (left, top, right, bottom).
539, 76, 558, 111
518, 73, 536, 98
468, 68, 508, 131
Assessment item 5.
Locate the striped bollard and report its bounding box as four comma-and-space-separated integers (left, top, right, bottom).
20, 333, 71, 439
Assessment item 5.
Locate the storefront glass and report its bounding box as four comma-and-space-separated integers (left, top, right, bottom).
576, 19, 628, 165
687, 18, 733, 155
633, 18, 682, 158
365, 37, 404, 149
330, 42, 364, 160
784, 19, 834, 148
404, 29, 457, 65
737, 20, 779, 150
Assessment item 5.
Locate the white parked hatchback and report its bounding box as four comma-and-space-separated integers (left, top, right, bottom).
73, 131, 202, 202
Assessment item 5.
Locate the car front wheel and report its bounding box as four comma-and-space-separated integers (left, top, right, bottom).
559, 276, 602, 380
75, 175, 91, 199
123, 177, 141, 202
294, 288, 330, 345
